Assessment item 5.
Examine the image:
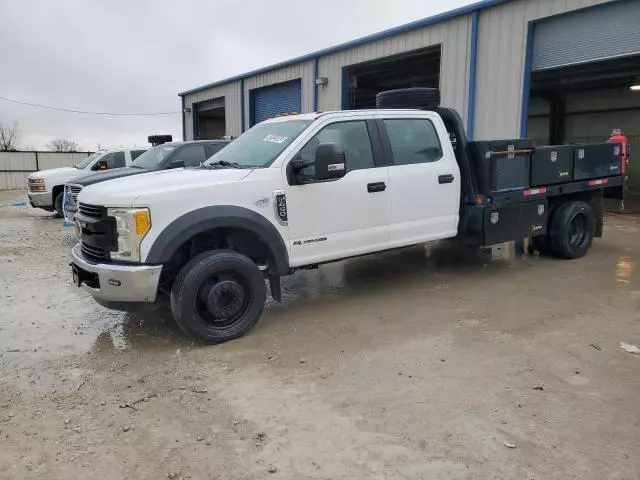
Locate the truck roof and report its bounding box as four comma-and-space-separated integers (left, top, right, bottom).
261, 109, 434, 124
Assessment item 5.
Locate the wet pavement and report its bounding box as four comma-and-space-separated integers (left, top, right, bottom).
1, 189, 639, 480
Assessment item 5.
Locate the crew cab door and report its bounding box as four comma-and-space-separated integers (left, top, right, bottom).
283, 117, 391, 267
380, 115, 460, 246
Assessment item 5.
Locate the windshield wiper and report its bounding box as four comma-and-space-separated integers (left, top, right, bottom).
201, 160, 243, 169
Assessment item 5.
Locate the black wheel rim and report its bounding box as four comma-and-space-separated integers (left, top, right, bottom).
193, 271, 250, 330
568, 213, 588, 249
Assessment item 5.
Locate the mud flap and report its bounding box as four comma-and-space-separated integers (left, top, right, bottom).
269, 274, 282, 302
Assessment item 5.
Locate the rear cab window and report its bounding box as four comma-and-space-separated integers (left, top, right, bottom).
383, 119, 443, 165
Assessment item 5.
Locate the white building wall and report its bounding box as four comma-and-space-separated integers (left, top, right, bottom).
474, 0, 618, 141
182, 81, 242, 140
243, 61, 315, 124
317, 15, 472, 123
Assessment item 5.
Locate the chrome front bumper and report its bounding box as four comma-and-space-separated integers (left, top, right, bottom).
27, 191, 52, 208
70, 243, 162, 303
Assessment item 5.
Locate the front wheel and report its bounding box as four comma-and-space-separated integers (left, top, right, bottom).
549, 201, 595, 260
170, 250, 266, 343
54, 192, 64, 218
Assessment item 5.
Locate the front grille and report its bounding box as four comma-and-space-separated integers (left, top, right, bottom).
81, 242, 109, 262
65, 184, 83, 208
77, 202, 115, 263
78, 202, 106, 219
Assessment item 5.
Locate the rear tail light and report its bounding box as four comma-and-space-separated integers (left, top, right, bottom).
523, 187, 547, 197
588, 178, 609, 187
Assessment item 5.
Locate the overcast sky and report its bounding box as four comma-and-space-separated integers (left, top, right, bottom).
1, 0, 473, 150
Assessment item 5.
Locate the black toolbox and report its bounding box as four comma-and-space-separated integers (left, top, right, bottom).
469, 139, 532, 194
483, 200, 548, 246
530, 145, 574, 186
573, 143, 622, 180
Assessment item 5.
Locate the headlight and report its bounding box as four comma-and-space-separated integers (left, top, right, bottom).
29, 178, 46, 191
107, 208, 151, 262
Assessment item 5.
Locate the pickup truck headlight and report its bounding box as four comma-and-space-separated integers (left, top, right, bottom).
107, 208, 151, 262
29, 178, 46, 191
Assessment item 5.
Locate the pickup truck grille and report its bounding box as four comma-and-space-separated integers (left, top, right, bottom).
81, 242, 110, 262
64, 184, 83, 208
77, 202, 115, 263
78, 202, 106, 219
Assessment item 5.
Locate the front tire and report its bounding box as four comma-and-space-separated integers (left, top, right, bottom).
170, 250, 266, 343
549, 201, 595, 260
54, 192, 64, 218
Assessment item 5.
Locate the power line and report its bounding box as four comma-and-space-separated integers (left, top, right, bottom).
0, 95, 181, 116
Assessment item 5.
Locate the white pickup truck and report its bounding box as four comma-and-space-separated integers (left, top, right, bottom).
27, 147, 147, 216
70, 88, 625, 343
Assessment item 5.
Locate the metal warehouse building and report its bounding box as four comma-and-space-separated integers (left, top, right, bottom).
179, 0, 640, 185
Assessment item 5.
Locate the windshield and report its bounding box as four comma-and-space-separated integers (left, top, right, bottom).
131, 145, 176, 170
204, 120, 312, 168
74, 152, 102, 169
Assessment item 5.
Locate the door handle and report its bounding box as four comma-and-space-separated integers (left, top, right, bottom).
367, 182, 386, 193
438, 174, 455, 184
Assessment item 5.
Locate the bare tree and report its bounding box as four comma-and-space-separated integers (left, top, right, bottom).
0, 120, 21, 151
47, 139, 80, 152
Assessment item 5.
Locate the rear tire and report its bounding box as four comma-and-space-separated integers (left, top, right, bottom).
53, 192, 64, 218
376, 88, 440, 110
170, 250, 266, 343
549, 201, 595, 260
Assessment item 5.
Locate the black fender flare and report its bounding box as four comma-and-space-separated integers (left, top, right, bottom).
145, 205, 290, 275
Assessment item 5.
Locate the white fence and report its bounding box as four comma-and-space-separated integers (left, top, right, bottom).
0, 151, 92, 190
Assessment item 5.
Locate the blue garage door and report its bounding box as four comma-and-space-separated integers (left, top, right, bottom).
251, 80, 302, 126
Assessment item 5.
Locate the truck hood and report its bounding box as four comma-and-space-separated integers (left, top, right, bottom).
66, 167, 146, 187
78, 168, 254, 207
29, 167, 78, 180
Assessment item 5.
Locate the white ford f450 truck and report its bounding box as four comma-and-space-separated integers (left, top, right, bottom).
69, 89, 626, 343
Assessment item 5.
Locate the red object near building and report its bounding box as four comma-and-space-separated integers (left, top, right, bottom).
609, 129, 629, 175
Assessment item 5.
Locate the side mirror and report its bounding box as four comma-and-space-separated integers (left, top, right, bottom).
98, 160, 108, 170
314, 143, 346, 181
169, 160, 185, 169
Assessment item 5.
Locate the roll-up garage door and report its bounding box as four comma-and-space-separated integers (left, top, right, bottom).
251, 80, 302, 126
533, 0, 640, 71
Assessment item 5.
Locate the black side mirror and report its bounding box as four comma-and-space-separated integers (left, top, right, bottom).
169, 160, 185, 169
314, 143, 346, 181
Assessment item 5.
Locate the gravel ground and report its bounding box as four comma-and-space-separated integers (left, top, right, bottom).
1, 189, 639, 480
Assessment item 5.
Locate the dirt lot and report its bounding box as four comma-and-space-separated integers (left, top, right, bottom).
1, 189, 639, 480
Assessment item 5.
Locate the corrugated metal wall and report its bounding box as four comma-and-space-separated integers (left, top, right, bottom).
474, 0, 617, 141
317, 15, 472, 122
244, 61, 315, 125
182, 81, 242, 140
0, 152, 91, 191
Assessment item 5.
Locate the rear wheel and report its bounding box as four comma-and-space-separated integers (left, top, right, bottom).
53, 192, 64, 218
549, 201, 595, 260
170, 250, 266, 343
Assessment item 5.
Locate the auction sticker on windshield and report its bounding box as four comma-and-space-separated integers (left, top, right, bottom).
263, 135, 287, 144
